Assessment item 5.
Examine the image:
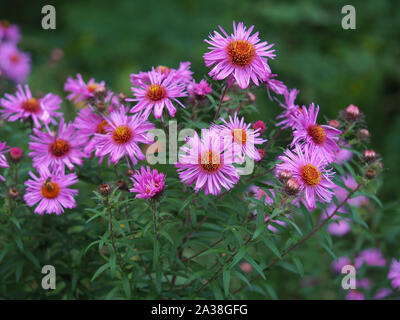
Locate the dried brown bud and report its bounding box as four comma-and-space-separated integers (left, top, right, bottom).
285, 178, 300, 195
279, 170, 292, 183
8, 187, 19, 200
126, 169, 135, 177
116, 179, 128, 191
365, 168, 376, 180
328, 119, 340, 129
363, 150, 376, 164
94, 86, 107, 100
99, 183, 111, 196
118, 92, 128, 104
358, 129, 370, 140
345, 104, 360, 121
96, 101, 107, 112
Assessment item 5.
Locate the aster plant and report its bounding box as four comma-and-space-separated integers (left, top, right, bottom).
0, 19, 397, 302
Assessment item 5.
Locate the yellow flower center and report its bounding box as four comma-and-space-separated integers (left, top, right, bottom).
301, 164, 321, 186
41, 180, 60, 199
227, 39, 256, 67
22, 98, 41, 113
96, 120, 109, 134
112, 125, 132, 144
155, 65, 170, 75
146, 84, 166, 102
50, 139, 70, 157
87, 83, 101, 93
232, 128, 247, 144
200, 151, 222, 173
307, 125, 326, 145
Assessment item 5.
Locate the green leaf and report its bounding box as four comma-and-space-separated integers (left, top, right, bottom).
223, 267, 231, 297
244, 256, 266, 280
91, 263, 110, 281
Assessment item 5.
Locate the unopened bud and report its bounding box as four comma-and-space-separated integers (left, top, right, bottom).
96, 101, 107, 112
253, 120, 266, 133
247, 92, 256, 102
285, 178, 300, 195
328, 119, 340, 129
256, 149, 265, 161
222, 95, 231, 102
116, 179, 127, 191
279, 170, 292, 183
240, 262, 253, 273
9, 147, 23, 163
8, 187, 19, 199
365, 168, 376, 180
99, 183, 111, 196
126, 169, 135, 177
363, 150, 376, 163
94, 86, 107, 100
345, 104, 360, 120
358, 129, 370, 140
118, 92, 128, 104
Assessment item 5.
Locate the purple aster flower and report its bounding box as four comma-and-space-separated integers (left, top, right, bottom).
346, 290, 364, 300
0, 141, 9, 182
276, 144, 336, 210
203, 21, 275, 89
374, 288, 392, 299
213, 113, 267, 162
358, 278, 373, 290
264, 73, 287, 96
291, 103, 342, 163
355, 248, 386, 268
276, 88, 301, 129
187, 79, 212, 98
334, 175, 368, 207
24, 167, 78, 215
64, 73, 106, 103
1, 84, 62, 128
320, 204, 351, 236
127, 70, 187, 119
388, 258, 400, 290
253, 186, 274, 206
175, 129, 240, 195
332, 256, 352, 273
0, 42, 30, 83
29, 118, 88, 172
129, 166, 166, 200
334, 140, 353, 164
0, 20, 21, 43
94, 106, 154, 165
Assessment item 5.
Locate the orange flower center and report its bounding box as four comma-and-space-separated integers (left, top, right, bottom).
112, 125, 132, 144
96, 120, 109, 134
87, 83, 101, 93
227, 39, 256, 67
50, 139, 71, 157
301, 164, 321, 186
200, 151, 222, 173
232, 128, 247, 144
41, 180, 60, 199
10, 53, 20, 64
307, 125, 326, 145
146, 84, 166, 102
0, 20, 10, 28
22, 98, 41, 113
155, 65, 170, 75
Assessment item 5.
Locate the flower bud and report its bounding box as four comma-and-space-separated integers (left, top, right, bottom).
285, 178, 300, 195
363, 150, 376, 163
256, 149, 265, 161
345, 104, 360, 120
7, 187, 19, 199
94, 86, 107, 100
240, 262, 253, 273
9, 147, 23, 163
126, 169, 135, 177
99, 183, 111, 196
247, 92, 256, 102
358, 129, 370, 140
328, 119, 340, 129
116, 179, 128, 191
118, 92, 128, 104
365, 168, 376, 180
0, 69, 3, 78
96, 101, 107, 113
279, 170, 292, 183
253, 120, 266, 133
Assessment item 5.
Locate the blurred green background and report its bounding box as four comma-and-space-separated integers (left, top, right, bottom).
1, 0, 399, 210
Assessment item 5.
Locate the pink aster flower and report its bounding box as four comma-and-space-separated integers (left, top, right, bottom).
276, 88, 301, 129
203, 21, 275, 89
0, 141, 9, 182
0, 20, 21, 43
0, 42, 30, 83
129, 166, 166, 200
24, 167, 78, 215
64, 73, 106, 103
374, 288, 392, 299
187, 79, 212, 98
276, 144, 336, 211
130, 62, 193, 86
29, 118, 88, 172
291, 103, 342, 163
346, 290, 364, 300
334, 175, 368, 207
334, 140, 353, 164
175, 129, 240, 195
254, 186, 274, 206
94, 106, 154, 165
321, 204, 351, 237
1, 84, 62, 128
73, 106, 111, 154
355, 248, 386, 268
332, 256, 352, 273
264, 73, 287, 96
388, 258, 400, 290
213, 113, 267, 162
127, 70, 187, 119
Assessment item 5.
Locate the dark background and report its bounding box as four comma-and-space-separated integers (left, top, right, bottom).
1, 0, 399, 216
